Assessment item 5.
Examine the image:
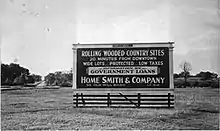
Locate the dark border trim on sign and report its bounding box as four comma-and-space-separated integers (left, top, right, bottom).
72, 42, 174, 90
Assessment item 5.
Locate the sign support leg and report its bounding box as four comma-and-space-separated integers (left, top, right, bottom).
107, 93, 111, 107
168, 93, 171, 108
76, 93, 78, 107
138, 93, 141, 107
81, 93, 85, 106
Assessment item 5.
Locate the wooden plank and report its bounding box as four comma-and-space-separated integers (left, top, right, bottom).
73, 90, 174, 95
73, 102, 174, 105
75, 106, 175, 108
141, 102, 174, 105
73, 88, 173, 91
73, 98, 174, 101
74, 102, 110, 104
119, 93, 139, 107
73, 42, 174, 49
73, 94, 174, 97
75, 94, 108, 96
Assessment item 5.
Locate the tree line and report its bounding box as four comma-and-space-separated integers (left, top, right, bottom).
1, 62, 219, 88
44, 70, 72, 87
174, 71, 218, 80
174, 61, 219, 88
44, 69, 219, 88
1, 63, 42, 86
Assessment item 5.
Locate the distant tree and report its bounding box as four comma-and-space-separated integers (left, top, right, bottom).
178, 71, 190, 78
4, 78, 13, 85
210, 78, 219, 88
1, 63, 31, 85
180, 61, 192, 88
174, 73, 180, 78
27, 75, 35, 83
44, 69, 72, 87
45, 73, 56, 86
31, 74, 42, 82
13, 73, 28, 85
196, 71, 218, 80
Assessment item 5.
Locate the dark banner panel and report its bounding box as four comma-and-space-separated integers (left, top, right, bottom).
76, 47, 169, 88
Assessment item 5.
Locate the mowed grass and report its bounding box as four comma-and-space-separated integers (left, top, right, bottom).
1, 87, 219, 130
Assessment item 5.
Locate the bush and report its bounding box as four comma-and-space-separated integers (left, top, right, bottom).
13, 76, 25, 85
3, 78, 13, 85
44, 70, 72, 87
174, 78, 219, 88
197, 80, 211, 87
60, 81, 72, 87
174, 79, 185, 88
210, 80, 219, 88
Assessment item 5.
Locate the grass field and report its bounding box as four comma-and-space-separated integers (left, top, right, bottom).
1, 87, 219, 130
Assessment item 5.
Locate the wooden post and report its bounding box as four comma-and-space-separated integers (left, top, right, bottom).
168, 93, 170, 108
81, 93, 85, 106
76, 93, 78, 107
73, 94, 75, 107
72, 45, 77, 89
138, 93, 141, 107
107, 93, 110, 107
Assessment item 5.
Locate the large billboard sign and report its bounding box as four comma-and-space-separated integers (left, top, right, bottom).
73, 43, 174, 89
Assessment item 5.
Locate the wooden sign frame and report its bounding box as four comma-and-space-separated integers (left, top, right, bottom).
72, 42, 174, 91
72, 42, 174, 108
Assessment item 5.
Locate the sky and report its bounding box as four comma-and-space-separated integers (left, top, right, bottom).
1, 0, 220, 77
